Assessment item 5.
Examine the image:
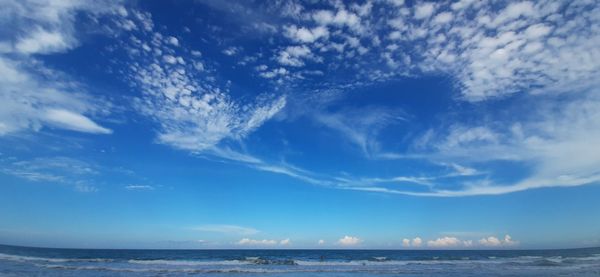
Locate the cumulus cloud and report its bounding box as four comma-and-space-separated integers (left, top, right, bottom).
237, 238, 290, 246
338, 235, 361, 246
427, 236, 461, 247
237, 238, 277, 246
312, 9, 361, 31
280, 238, 291, 246
318, 239, 325, 245
414, 3, 436, 19
479, 235, 517, 247
402, 237, 423, 247
403, 235, 516, 248
402, 238, 410, 247
277, 45, 314, 67
283, 25, 329, 43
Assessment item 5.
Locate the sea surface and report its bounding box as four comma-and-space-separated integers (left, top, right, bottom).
1, 244, 599, 276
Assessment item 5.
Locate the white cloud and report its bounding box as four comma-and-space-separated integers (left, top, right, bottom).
314, 106, 405, 157
259, 67, 288, 78
427, 236, 461, 247
125, 185, 155, 191
312, 9, 361, 30
442, 126, 498, 148
166, 36, 179, 46
0, 156, 99, 192
401, 235, 515, 248
0, 1, 118, 137
414, 3, 435, 19
432, 12, 453, 24
15, 27, 74, 54
162, 55, 178, 64
280, 238, 291, 245
338, 235, 361, 246
284, 25, 329, 43
119, 14, 287, 153
402, 238, 410, 247
237, 238, 277, 246
0, 57, 111, 136
237, 238, 291, 246
43, 109, 112, 134
318, 239, 325, 245
222, 46, 240, 56
412, 237, 422, 247
478, 236, 501, 246
277, 45, 313, 67
479, 235, 517, 247
194, 224, 259, 235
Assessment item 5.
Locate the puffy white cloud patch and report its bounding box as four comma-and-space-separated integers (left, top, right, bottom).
479, 235, 517, 247
404, 234, 517, 248
338, 235, 361, 246
276, 0, 600, 102
237, 238, 290, 246
280, 238, 291, 246
312, 9, 361, 31
118, 11, 286, 153
427, 236, 461, 247
402, 237, 423, 247
414, 3, 436, 19
402, 238, 410, 247
277, 45, 314, 67
237, 238, 278, 246
283, 25, 329, 43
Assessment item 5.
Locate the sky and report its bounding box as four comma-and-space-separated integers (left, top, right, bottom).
0, 0, 599, 250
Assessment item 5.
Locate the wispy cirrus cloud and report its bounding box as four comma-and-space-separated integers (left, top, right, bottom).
0, 156, 99, 192
194, 225, 259, 236
0, 0, 119, 136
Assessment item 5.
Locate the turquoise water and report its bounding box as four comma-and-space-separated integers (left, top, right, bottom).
1, 244, 599, 276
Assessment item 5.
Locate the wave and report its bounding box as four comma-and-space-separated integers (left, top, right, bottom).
128, 259, 247, 266
0, 253, 113, 263
4, 251, 600, 273
36, 264, 359, 274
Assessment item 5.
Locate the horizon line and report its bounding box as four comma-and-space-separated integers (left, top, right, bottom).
1, 243, 598, 252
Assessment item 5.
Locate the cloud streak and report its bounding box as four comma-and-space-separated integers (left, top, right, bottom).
194, 225, 259, 236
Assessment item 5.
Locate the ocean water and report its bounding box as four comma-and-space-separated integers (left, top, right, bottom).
0, 244, 599, 276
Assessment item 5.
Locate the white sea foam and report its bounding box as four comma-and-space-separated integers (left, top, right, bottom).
128, 259, 248, 266
0, 253, 112, 263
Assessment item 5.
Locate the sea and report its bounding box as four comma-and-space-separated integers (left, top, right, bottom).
1, 244, 599, 276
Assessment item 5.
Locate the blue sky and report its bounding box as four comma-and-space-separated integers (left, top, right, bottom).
1, 0, 600, 249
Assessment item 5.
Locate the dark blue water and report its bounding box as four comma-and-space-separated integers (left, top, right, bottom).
1, 244, 599, 276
